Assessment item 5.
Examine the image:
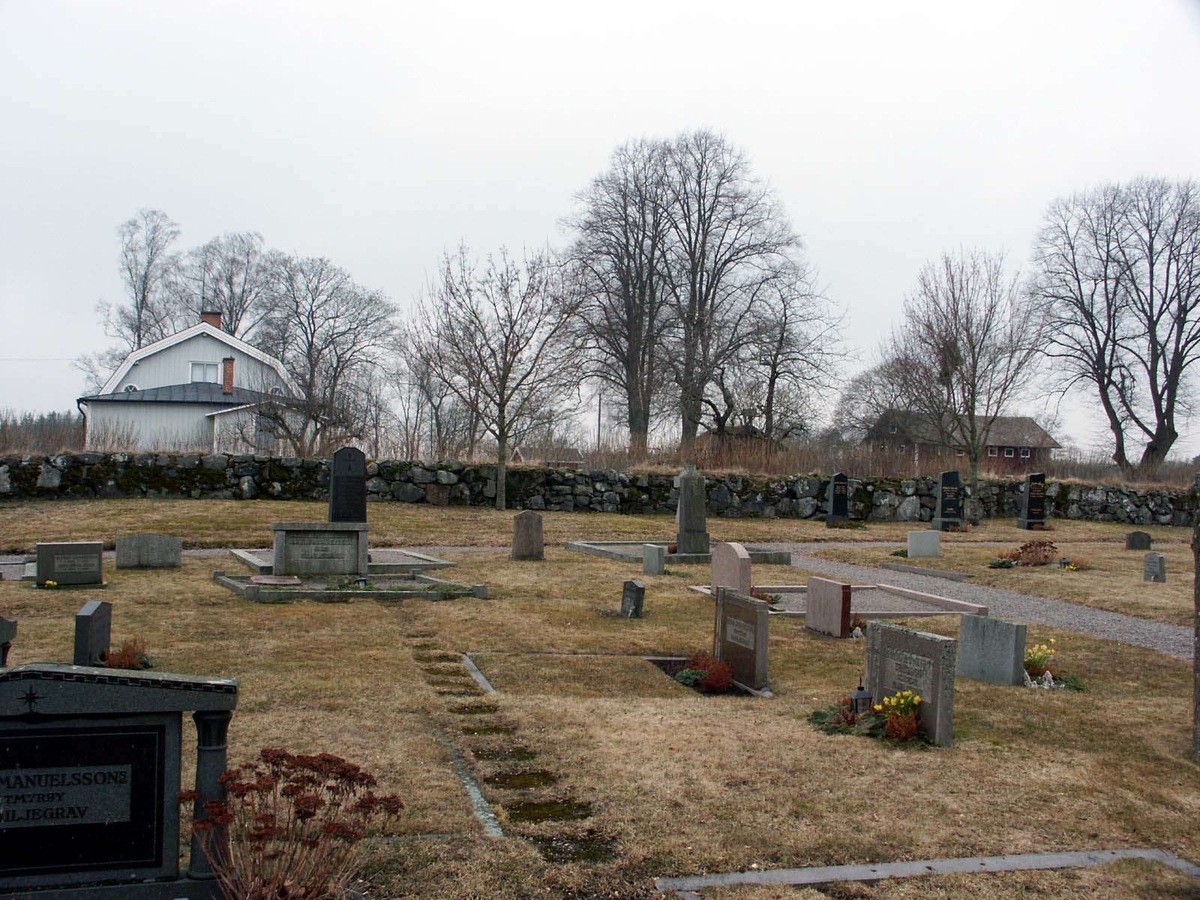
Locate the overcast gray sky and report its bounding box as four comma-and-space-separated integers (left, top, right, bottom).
3, 1, 1199, 455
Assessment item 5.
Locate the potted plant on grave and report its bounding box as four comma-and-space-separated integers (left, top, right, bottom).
1024, 639, 1056, 678
875, 690, 922, 741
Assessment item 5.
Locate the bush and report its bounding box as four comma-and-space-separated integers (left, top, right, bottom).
105, 638, 152, 671
185, 748, 403, 900
1016, 540, 1058, 566
682, 651, 735, 693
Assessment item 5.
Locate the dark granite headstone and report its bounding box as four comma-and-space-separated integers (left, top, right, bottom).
74, 600, 112, 667
714, 588, 769, 691
35, 542, 103, 587
329, 446, 368, 523
620, 580, 645, 618
826, 472, 849, 527
0, 618, 14, 667
932, 470, 963, 531
1018, 473, 1047, 529
1125, 531, 1152, 551
676, 468, 710, 554
0, 664, 238, 896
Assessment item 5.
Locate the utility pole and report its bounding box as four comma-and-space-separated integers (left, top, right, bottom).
596, 391, 602, 451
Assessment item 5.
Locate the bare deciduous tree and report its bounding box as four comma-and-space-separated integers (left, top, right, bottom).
660, 130, 798, 454
1031, 177, 1200, 478
411, 246, 584, 509
176, 233, 274, 338
111, 208, 184, 350
885, 249, 1045, 517
567, 139, 673, 457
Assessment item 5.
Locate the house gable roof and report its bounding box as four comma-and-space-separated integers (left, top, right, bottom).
869, 409, 1061, 449
80, 382, 280, 407
96, 323, 296, 396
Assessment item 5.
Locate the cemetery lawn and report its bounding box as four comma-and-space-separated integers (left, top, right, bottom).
0, 498, 1187, 552
4, 540, 1198, 898
815, 542, 1196, 627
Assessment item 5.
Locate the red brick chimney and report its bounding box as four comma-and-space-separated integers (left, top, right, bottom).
201, 310, 222, 329
222, 358, 235, 395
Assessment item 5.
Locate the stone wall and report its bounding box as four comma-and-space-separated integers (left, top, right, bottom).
0, 452, 1196, 527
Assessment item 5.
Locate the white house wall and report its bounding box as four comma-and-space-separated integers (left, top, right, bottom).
113, 333, 280, 392
87, 402, 214, 452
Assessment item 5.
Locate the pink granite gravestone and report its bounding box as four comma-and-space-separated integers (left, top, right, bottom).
806, 577, 852, 638
711, 542, 752, 595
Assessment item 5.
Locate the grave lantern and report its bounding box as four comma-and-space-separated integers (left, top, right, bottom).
850, 678, 872, 716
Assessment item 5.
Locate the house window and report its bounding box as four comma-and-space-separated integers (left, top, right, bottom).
888, 422, 898, 434
1020, 448, 1031, 459
191, 362, 219, 383
988, 446, 998, 457
956, 450, 965, 457
1004, 447, 1015, 458
898, 444, 906, 452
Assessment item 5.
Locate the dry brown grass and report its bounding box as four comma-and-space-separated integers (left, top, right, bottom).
1, 516, 1198, 898
816, 542, 1197, 627
0, 498, 1189, 553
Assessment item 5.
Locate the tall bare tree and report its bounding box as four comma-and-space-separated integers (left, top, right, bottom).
1031, 178, 1200, 479
411, 246, 584, 509
256, 255, 397, 455
885, 249, 1045, 517
567, 139, 673, 456
176, 233, 274, 338
659, 130, 798, 454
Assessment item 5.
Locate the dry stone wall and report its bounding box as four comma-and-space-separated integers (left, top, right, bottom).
0, 452, 1196, 527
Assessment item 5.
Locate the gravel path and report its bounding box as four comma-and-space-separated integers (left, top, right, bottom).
763, 542, 1193, 660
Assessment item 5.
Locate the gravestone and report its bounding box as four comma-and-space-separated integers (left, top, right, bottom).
35, 541, 103, 587
0, 663, 237, 897
621, 580, 645, 618
711, 541, 752, 595
0, 618, 14, 667
826, 472, 849, 527
956, 615, 1025, 686
931, 471, 963, 531
806, 577, 852, 638
1144, 552, 1166, 583
713, 588, 769, 691
271, 522, 369, 577
511, 510, 544, 561
907, 530, 940, 559
329, 446, 368, 523
865, 621, 957, 746
115, 533, 183, 569
74, 600, 113, 667
1018, 472, 1047, 530
676, 469, 710, 555
1126, 531, 1152, 551
642, 544, 666, 575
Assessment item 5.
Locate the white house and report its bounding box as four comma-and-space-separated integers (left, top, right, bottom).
79, 311, 300, 453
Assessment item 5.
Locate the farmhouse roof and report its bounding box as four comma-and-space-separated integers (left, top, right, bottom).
871, 410, 1060, 449
79, 382, 279, 406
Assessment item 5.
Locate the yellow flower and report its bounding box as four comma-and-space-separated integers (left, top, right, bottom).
873, 704, 883, 712
913, 695, 921, 704
1050, 638, 1056, 644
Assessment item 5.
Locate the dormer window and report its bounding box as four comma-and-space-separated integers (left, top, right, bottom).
191, 362, 219, 383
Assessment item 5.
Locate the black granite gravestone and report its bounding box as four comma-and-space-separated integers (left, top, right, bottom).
329, 446, 368, 523
0, 618, 14, 667
74, 600, 112, 667
1018, 472, 1047, 529
932, 470, 963, 531
826, 472, 849, 527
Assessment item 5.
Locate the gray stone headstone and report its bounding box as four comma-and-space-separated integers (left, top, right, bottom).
621, 580, 645, 618
711, 541, 752, 596
1143, 552, 1166, 583
74, 600, 112, 667
1018, 472, 1047, 529
675, 470, 710, 554
0, 617, 14, 667
826, 472, 849, 527
511, 510, 544, 561
115, 533, 182, 569
0, 663, 237, 894
932, 471, 963, 531
642, 544, 666, 575
806, 577, 851, 638
1126, 531, 1152, 551
907, 530, 940, 559
865, 621, 957, 746
35, 542, 103, 587
956, 615, 1026, 686
714, 588, 769, 691
329, 446, 368, 523
271, 522, 369, 577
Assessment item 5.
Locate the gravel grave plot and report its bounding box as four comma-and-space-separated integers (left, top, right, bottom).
759, 543, 1194, 660
769, 587, 948, 617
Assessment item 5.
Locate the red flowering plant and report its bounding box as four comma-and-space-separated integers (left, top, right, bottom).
181, 748, 403, 900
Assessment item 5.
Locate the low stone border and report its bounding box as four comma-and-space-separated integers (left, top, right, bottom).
461, 654, 497, 693
654, 847, 1200, 896
432, 727, 504, 839
211, 570, 485, 603
881, 561, 971, 581
229, 547, 454, 576
566, 540, 791, 566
